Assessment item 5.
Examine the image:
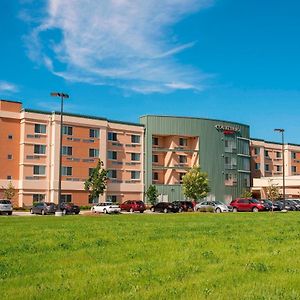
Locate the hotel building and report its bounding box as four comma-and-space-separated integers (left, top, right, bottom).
2, 98, 300, 207
0, 100, 144, 207
250, 139, 300, 198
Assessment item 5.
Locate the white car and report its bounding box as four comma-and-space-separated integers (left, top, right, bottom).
91, 202, 121, 214
195, 200, 230, 213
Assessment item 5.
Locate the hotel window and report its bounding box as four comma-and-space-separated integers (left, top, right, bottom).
34, 124, 46, 134
8, 134, 13, 140
152, 137, 158, 146
34, 144, 46, 154
131, 153, 140, 161
61, 194, 72, 203
108, 132, 117, 141
292, 166, 297, 173
108, 170, 117, 179
131, 171, 140, 180
292, 152, 297, 159
33, 165, 46, 175
89, 128, 99, 138
131, 135, 140, 144
62, 146, 72, 156
179, 155, 187, 164
254, 147, 260, 155
89, 148, 99, 158
240, 140, 250, 155
108, 151, 117, 160
62, 166, 72, 176
152, 154, 158, 163
153, 172, 158, 181
63, 126, 73, 136
265, 164, 270, 172
255, 163, 260, 170
276, 165, 282, 172
225, 139, 236, 152
89, 168, 95, 176
241, 158, 250, 171
107, 195, 117, 203
7, 154, 13, 160
179, 173, 185, 183
264, 150, 269, 157
276, 152, 282, 158
179, 138, 188, 146
32, 194, 45, 202
243, 174, 250, 187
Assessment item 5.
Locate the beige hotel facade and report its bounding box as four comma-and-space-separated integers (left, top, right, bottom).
0, 99, 144, 207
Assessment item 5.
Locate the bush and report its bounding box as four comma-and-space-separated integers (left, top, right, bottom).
197, 206, 215, 213
80, 205, 93, 210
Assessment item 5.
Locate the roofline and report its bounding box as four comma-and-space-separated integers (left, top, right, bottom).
251, 138, 300, 147
139, 114, 249, 128
0, 99, 22, 104
22, 108, 144, 127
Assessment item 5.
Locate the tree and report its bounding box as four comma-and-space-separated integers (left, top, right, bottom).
182, 166, 210, 202
240, 189, 252, 198
266, 184, 280, 202
2, 181, 16, 200
84, 159, 108, 202
145, 185, 158, 205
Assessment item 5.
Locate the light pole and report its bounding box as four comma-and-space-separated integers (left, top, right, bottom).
51, 92, 69, 215
274, 128, 285, 210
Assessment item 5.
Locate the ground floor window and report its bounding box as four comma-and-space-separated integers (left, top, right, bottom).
88, 196, 99, 204
32, 194, 45, 202
107, 195, 118, 203
61, 194, 72, 203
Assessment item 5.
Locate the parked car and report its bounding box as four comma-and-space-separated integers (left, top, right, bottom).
119, 200, 145, 213
59, 202, 80, 215
0, 199, 13, 215
30, 202, 57, 215
150, 202, 180, 213
173, 201, 194, 212
91, 202, 121, 214
230, 198, 265, 212
290, 199, 300, 210
195, 201, 230, 213
275, 200, 293, 211
259, 199, 282, 211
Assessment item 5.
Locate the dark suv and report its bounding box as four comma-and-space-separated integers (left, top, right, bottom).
59, 202, 80, 215
230, 198, 265, 212
173, 201, 194, 212
150, 202, 180, 213
119, 200, 145, 213
30, 202, 57, 215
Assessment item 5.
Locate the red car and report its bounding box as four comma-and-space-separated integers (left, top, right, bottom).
119, 200, 145, 213
230, 198, 265, 212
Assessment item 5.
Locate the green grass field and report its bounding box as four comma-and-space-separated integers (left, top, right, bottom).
1, 213, 300, 299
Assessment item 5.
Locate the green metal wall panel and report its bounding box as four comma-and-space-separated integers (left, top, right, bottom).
140, 115, 250, 203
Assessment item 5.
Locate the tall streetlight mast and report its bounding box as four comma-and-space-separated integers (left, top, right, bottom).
274, 128, 285, 210
50, 92, 69, 215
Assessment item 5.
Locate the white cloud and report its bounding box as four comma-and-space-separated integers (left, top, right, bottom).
0, 81, 19, 93
24, 0, 214, 93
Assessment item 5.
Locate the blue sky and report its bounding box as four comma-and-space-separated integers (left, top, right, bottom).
1, 0, 300, 143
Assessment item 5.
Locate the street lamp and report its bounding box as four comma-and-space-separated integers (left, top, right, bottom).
274, 128, 285, 210
50, 92, 69, 215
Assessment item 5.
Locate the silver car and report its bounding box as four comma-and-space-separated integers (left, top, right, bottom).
195, 200, 230, 213
0, 199, 13, 215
